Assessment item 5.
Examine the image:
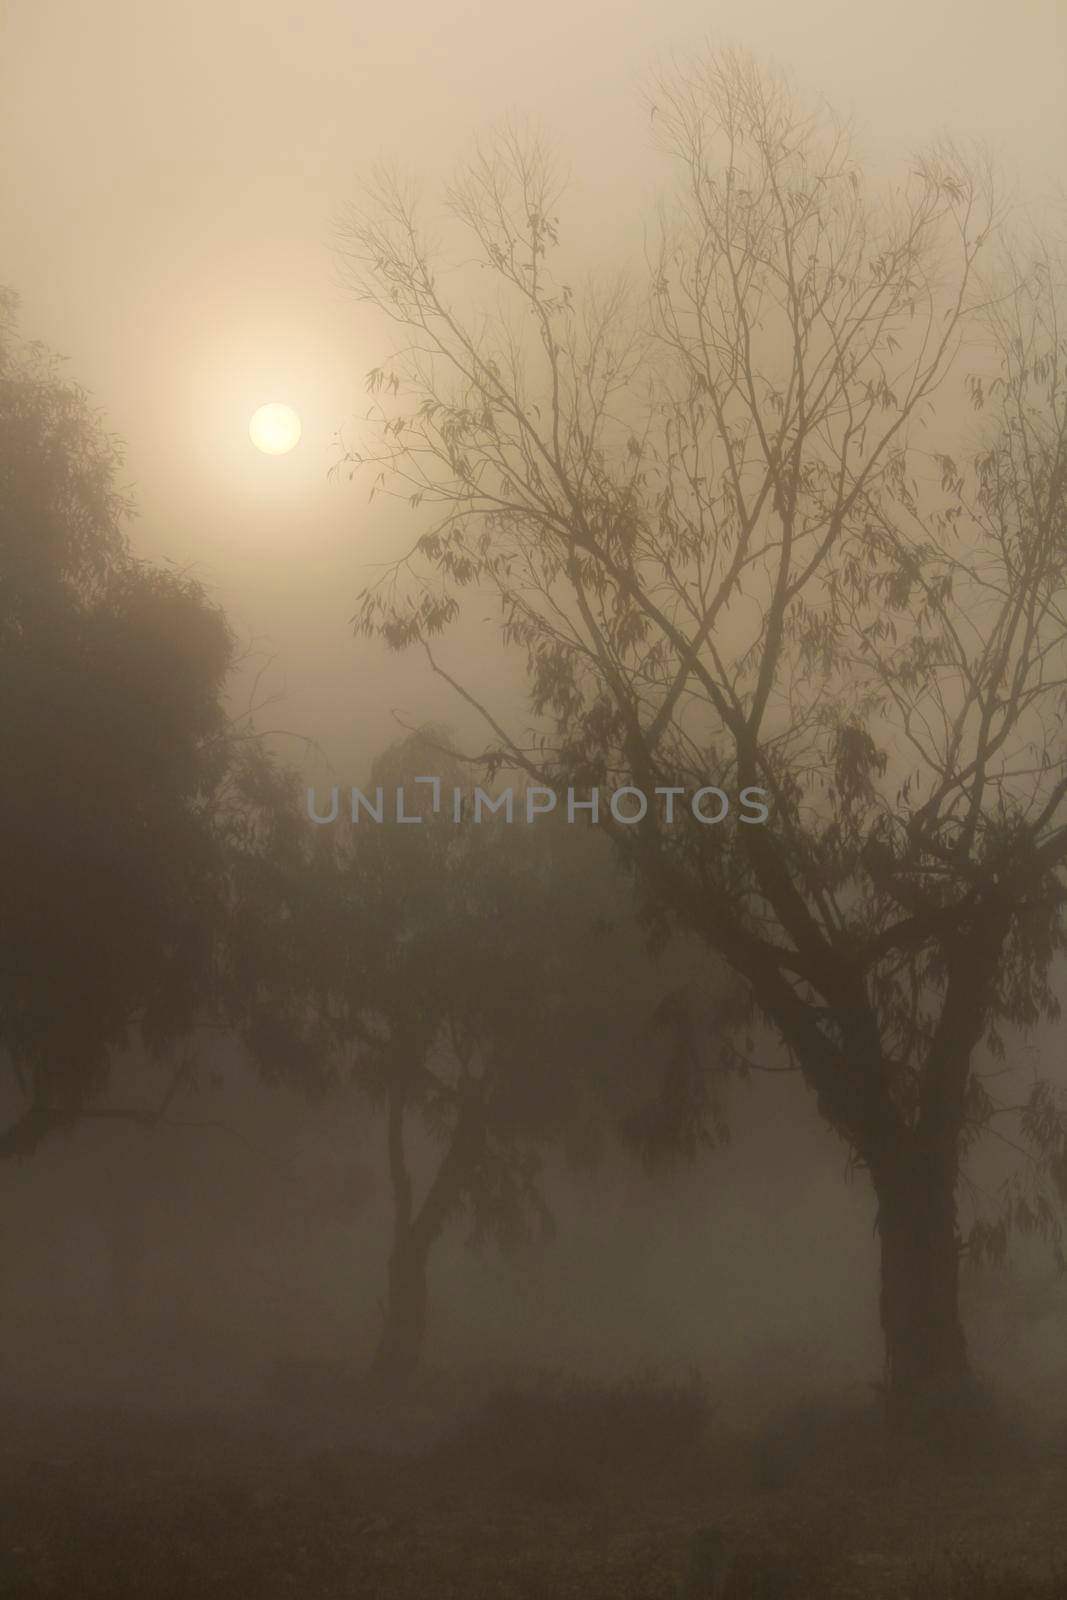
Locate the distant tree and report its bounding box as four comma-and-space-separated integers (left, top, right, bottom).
235, 726, 738, 1386
0, 290, 303, 1159
339, 51, 1067, 1428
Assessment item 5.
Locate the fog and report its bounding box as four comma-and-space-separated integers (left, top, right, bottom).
4, 0, 1065, 770
4, 3, 1067, 1597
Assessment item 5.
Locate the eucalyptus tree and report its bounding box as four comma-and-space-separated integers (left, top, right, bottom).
253, 728, 736, 1386
337, 51, 1067, 1426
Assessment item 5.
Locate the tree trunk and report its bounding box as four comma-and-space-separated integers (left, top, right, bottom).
371, 1067, 428, 1391
370, 1063, 485, 1391
873, 1141, 971, 1431
371, 1231, 429, 1388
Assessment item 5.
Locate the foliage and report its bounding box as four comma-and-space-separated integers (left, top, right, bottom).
230, 726, 739, 1266
0, 292, 299, 1156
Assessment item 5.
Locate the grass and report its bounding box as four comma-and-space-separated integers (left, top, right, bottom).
1, 1367, 1065, 1598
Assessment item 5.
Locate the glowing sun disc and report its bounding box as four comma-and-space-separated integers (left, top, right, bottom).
249, 403, 301, 454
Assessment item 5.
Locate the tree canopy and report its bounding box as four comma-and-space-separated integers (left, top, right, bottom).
0, 292, 295, 1157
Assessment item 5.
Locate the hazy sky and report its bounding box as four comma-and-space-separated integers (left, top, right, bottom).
3, 0, 1065, 776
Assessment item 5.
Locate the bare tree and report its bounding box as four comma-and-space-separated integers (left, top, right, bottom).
337, 48, 1067, 1428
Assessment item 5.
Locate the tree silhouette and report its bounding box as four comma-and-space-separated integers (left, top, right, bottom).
0, 291, 302, 1159
238, 726, 738, 1386
338, 51, 1067, 1427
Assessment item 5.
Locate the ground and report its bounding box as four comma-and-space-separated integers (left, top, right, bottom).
2, 1370, 1066, 1599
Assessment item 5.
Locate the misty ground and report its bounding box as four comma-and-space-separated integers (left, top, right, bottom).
3, 1361, 1067, 1599
3, 1070, 1066, 1598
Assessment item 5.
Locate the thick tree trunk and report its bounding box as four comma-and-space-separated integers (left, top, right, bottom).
873, 1142, 971, 1431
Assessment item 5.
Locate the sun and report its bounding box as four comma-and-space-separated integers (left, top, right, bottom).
249, 402, 302, 455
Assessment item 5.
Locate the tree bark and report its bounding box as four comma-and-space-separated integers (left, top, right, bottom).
870, 913, 1009, 1432
873, 1141, 971, 1430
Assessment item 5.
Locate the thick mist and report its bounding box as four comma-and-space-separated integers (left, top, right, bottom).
4, 5, 1067, 1599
